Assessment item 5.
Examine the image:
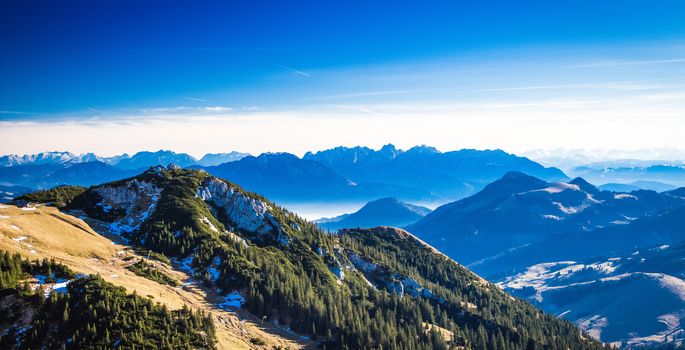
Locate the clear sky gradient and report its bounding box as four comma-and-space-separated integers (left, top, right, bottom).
1, 1, 685, 157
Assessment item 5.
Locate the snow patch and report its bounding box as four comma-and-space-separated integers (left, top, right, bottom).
576, 315, 608, 340
614, 193, 638, 200
33, 276, 72, 297
173, 255, 195, 276
529, 182, 580, 194
218, 291, 244, 309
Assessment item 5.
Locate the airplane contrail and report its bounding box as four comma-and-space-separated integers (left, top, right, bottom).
279, 65, 311, 77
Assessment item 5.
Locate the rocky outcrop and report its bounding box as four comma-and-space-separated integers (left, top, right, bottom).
347, 251, 435, 299
196, 177, 280, 235
93, 179, 161, 234
348, 253, 380, 273
386, 276, 434, 298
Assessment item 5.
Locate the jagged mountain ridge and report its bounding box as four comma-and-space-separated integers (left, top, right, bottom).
25, 166, 603, 349
407, 171, 685, 265
316, 197, 431, 231
1, 147, 568, 203
197, 152, 251, 166
0, 151, 102, 167
195, 153, 436, 202
304, 144, 568, 199
0, 150, 251, 169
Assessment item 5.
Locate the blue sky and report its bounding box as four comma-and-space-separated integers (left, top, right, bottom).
1, 1, 685, 156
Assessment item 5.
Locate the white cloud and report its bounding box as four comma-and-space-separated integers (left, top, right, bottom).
204, 106, 232, 112
1, 97, 684, 158
139, 106, 232, 114
570, 58, 685, 68
184, 97, 208, 102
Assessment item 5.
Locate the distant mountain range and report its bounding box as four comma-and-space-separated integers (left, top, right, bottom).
194, 152, 436, 202
304, 145, 568, 199
523, 147, 685, 171
0, 150, 250, 169
407, 171, 685, 265
0, 162, 140, 189
406, 171, 685, 346
599, 180, 677, 193
570, 164, 685, 188
0, 147, 568, 204
315, 197, 431, 231
0, 151, 102, 167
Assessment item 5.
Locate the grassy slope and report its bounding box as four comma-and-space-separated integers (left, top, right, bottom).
0, 204, 308, 350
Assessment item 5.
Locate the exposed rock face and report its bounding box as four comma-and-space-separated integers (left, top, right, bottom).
196, 177, 279, 235
348, 251, 435, 298
386, 276, 434, 298
93, 179, 161, 234
348, 253, 379, 273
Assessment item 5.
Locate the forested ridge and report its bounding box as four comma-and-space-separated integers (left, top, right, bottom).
21, 167, 607, 349
0, 251, 216, 349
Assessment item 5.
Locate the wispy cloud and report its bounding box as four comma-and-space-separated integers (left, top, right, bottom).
139, 106, 232, 114
307, 89, 429, 101
571, 58, 685, 68
204, 106, 232, 111
336, 105, 382, 115
279, 65, 311, 77
476, 81, 662, 93
184, 97, 208, 102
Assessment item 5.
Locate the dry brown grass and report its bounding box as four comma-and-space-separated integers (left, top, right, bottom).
0, 204, 310, 350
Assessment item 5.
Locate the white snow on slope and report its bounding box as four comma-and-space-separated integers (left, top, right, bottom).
218, 291, 244, 310
614, 193, 638, 200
